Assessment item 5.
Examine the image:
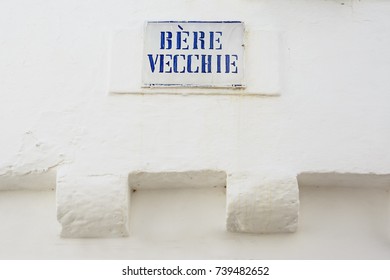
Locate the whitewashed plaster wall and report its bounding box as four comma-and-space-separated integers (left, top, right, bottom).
1, 188, 390, 259
1, 0, 389, 179
1, 0, 390, 245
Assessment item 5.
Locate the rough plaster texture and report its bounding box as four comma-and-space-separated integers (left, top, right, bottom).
57, 169, 129, 237
128, 170, 227, 190
1, 0, 390, 240
227, 172, 299, 233
1, 188, 389, 259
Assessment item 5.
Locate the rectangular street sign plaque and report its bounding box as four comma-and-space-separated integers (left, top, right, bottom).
142, 21, 245, 88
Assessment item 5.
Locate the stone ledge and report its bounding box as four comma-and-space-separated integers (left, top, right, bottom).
128, 170, 227, 190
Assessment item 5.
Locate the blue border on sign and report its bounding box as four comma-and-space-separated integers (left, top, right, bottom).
147, 21, 243, 23
145, 83, 245, 88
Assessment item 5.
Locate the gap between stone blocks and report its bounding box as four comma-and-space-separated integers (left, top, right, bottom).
56, 169, 300, 238
56, 169, 390, 238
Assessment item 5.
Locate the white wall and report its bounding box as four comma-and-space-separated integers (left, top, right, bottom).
1, 0, 390, 183
0, 0, 390, 182
0, 187, 389, 259
1, 0, 390, 258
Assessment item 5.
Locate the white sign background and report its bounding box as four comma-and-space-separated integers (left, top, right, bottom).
142, 21, 245, 88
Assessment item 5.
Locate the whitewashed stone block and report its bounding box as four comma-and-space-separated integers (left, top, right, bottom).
57, 169, 129, 238
226, 172, 299, 233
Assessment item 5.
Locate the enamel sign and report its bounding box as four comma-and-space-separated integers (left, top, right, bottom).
142, 21, 245, 88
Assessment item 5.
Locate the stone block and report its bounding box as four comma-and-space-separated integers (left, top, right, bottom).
56, 169, 129, 238
226, 172, 299, 233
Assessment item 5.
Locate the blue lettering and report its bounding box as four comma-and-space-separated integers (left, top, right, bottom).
164, 54, 173, 73
147, 54, 238, 74
160, 32, 172, 49
177, 31, 189, 50
187, 54, 199, 73
225, 54, 230, 73
147, 54, 159, 73
216, 55, 222, 73
201, 55, 212, 73
159, 54, 164, 72
193, 31, 205, 49
231, 54, 238, 73
173, 54, 186, 73
214, 31, 222, 50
